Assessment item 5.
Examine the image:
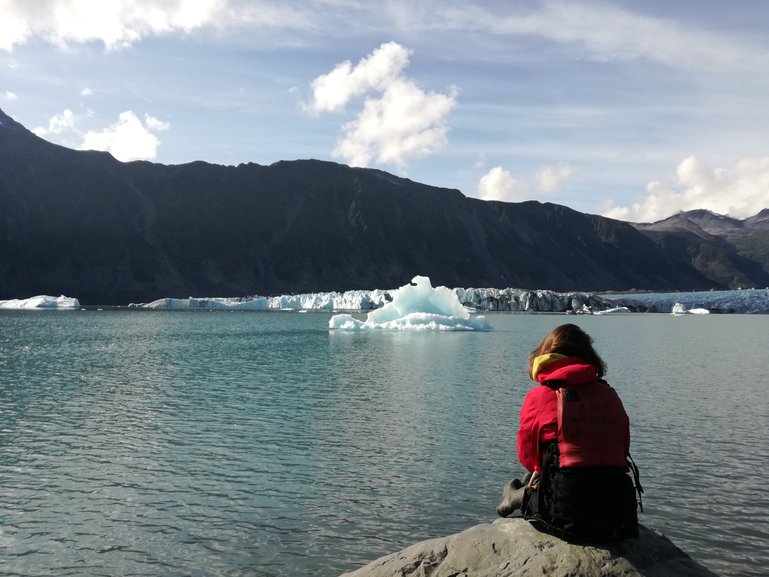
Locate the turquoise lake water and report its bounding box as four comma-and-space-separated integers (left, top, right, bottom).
1, 310, 767, 576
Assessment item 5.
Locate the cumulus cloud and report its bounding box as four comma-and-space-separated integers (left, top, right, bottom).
308, 42, 457, 169
1, 90, 18, 101
477, 162, 574, 202
536, 162, 573, 193
32, 109, 169, 161
306, 41, 411, 114
80, 111, 169, 161
602, 156, 769, 222
334, 79, 457, 168
0, 0, 221, 51
477, 166, 529, 202
0, 0, 322, 52
32, 108, 78, 135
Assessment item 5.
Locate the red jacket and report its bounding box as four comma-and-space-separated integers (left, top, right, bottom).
517, 356, 630, 472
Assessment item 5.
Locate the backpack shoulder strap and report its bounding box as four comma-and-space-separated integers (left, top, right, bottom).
626, 452, 645, 512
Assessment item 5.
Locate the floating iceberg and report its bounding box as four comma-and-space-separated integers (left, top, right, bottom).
672, 302, 710, 315
0, 295, 80, 309
329, 276, 491, 331
688, 308, 710, 315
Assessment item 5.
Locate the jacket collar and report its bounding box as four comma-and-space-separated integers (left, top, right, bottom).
531, 354, 598, 385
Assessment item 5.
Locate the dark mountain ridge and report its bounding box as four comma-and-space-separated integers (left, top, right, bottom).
1, 108, 767, 304
633, 210, 769, 289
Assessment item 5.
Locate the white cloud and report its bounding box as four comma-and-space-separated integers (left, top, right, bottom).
536, 162, 573, 193
334, 79, 457, 168
0, 2, 29, 51
602, 155, 769, 222
477, 162, 573, 202
0, 0, 223, 52
0, 0, 323, 52
477, 166, 529, 202
32, 108, 78, 136
306, 41, 411, 113
80, 111, 169, 161
309, 42, 457, 169
1, 90, 18, 100
30, 108, 169, 161
80, 87, 93, 96
143, 114, 170, 133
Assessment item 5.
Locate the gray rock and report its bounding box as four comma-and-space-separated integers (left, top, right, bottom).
340, 518, 718, 577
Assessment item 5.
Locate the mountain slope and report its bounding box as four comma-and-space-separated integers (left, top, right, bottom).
1, 108, 766, 304
633, 210, 769, 289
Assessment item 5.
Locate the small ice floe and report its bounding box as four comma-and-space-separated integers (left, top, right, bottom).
688, 308, 710, 315
593, 306, 631, 315
671, 302, 710, 315
328, 275, 491, 331
0, 295, 80, 309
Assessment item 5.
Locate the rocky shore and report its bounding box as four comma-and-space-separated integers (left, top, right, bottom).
340, 518, 718, 577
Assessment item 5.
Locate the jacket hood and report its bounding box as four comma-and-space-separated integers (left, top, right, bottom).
532, 355, 599, 385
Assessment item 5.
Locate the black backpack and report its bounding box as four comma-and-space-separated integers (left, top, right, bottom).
521, 441, 643, 542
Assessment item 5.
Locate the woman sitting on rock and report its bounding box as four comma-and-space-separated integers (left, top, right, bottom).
497, 323, 642, 542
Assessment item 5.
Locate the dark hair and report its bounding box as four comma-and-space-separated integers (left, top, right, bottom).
528, 323, 606, 377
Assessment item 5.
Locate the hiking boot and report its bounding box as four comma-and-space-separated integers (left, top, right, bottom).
496, 478, 524, 517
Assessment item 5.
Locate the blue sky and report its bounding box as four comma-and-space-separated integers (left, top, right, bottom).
1, 0, 768, 222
